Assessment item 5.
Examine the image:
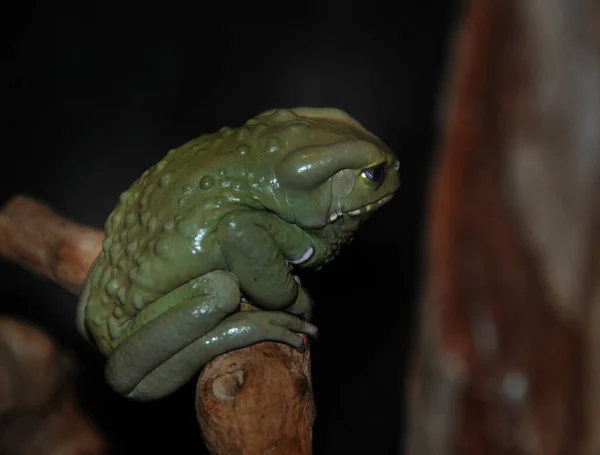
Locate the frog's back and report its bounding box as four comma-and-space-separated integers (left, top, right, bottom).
80, 107, 377, 352
81, 127, 262, 349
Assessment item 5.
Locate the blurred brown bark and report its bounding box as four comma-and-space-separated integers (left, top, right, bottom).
405, 0, 600, 454
0, 317, 106, 455
0, 195, 314, 454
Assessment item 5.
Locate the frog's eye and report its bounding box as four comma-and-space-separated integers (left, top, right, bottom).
360, 162, 386, 188
394, 160, 400, 171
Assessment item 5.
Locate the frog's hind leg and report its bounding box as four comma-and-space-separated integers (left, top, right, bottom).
105, 270, 241, 401
121, 306, 317, 401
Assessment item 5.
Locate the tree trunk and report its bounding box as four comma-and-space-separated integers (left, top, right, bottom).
405, 0, 600, 453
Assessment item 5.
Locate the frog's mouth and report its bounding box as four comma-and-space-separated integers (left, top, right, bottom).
327, 193, 394, 223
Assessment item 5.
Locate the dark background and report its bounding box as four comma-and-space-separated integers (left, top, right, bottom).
2, 2, 459, 454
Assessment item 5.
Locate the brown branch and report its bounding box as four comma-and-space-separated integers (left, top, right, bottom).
0, 195, 103, 294
0, 194, 315, 454
196, 333, 314, 455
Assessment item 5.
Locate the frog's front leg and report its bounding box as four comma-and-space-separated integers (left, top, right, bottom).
105, 270, 317, 401
217, 211, 315, 318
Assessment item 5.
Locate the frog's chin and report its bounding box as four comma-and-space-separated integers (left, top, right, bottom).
327, 193, 394, 223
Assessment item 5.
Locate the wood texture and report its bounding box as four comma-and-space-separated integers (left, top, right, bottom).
405, 0, 600, 453
0, 195, 103, 295
0, 194, 314, 454
196, 326, 314, 455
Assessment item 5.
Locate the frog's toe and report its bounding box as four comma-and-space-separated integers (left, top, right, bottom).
269, 311, 319, 340
256, 311, 319, 351
265, 323, 306, 351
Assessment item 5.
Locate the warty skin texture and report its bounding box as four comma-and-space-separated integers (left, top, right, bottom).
77, 107, 400, 401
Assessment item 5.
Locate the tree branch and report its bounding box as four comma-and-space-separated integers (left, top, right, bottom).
0, 195, 103, 294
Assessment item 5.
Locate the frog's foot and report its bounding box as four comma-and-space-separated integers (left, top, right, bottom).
121, 310, 318, 401
105, 270, 241, 401
240, 281, 314, 321
105, 271, 318, 402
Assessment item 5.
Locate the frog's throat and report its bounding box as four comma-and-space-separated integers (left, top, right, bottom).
327, 193, 394, 223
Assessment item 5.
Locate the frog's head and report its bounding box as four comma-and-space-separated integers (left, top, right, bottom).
272, 110, 400, 262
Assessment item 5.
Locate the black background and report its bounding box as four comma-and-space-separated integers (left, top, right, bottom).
2, 2, 460, 454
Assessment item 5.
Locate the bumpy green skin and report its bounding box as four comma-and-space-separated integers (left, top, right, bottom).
77, 107, 400, 401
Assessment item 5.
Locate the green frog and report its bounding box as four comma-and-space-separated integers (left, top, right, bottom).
77, 107, 400, 401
